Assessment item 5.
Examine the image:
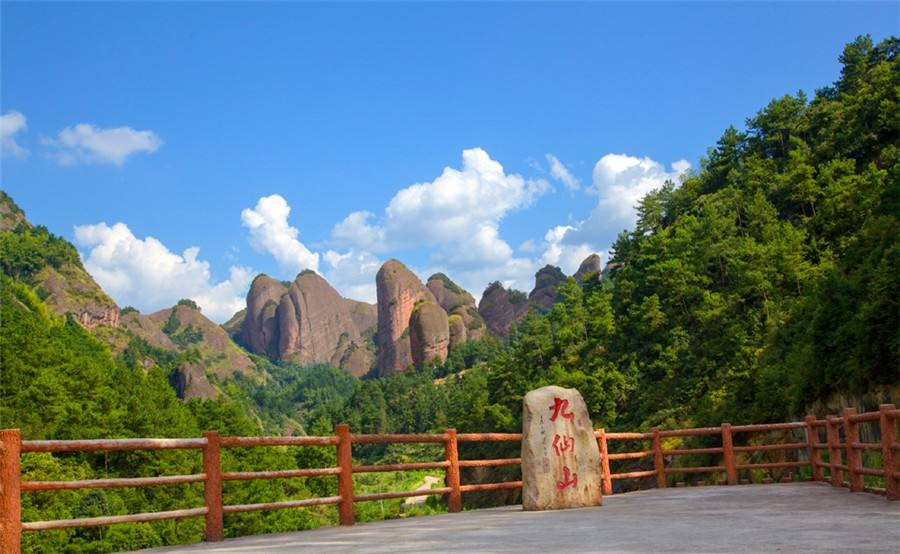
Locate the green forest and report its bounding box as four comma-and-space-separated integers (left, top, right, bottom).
1, 36, 897, 553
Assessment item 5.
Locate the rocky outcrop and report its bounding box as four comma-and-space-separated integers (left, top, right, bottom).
239, 271, 375, 376
0, 191, 28, 231
169, 362, 219, 400
426, 273, 487, 343
529, 265, 566, 312
448, 314, 467, 350
241, 275, 287, 358
478, 281, 531, 339
601, 262, 623, 278
277, 271, 373, 373
409, 301, 450, 368
574, 254, 602, 282
120, 311, 177, 350
345, 299, 378, 337
36, 265, 120, 329
148, 303, 257, 379
376, 260, 437, 376
169, 361, 217, 400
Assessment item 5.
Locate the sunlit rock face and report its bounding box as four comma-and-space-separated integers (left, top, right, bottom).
375, 259, 437, 376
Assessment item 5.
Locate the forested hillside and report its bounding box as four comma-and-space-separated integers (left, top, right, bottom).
0, 35, 897, 553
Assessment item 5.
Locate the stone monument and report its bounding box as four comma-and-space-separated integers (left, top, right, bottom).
521, 385, 602, 510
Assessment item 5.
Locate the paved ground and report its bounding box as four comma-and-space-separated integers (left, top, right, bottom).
137, 483, 900, 553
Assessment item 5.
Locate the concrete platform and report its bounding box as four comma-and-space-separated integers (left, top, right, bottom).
137, 483, 900, 553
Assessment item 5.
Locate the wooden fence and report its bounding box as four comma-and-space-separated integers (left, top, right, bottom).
1, 404, 897, 552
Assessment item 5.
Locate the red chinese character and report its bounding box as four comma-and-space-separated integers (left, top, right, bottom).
556, 466, 578, 490
548, 397, 574, 422
552, 434, 575, 456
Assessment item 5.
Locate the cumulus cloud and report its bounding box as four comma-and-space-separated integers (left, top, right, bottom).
323, 249, 382, 303
241, 194, 320, 275
546, 154, 579, 190
540, 225, 601, 274
330, 148, 550, 295
74, 222, 252, 322
591, 153, 690, 224
42, 123, 162, 165
558, 153, 690, 248
1, 111, 28, 158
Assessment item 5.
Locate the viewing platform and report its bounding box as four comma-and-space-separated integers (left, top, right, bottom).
139, 483, 900, 553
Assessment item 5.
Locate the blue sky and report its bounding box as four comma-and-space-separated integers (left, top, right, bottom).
2, 2, 896, 321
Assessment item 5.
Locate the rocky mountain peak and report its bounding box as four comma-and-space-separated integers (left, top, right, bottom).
529, 265, 566, 311
375, 259, 437, 376
574, 253, 602, 281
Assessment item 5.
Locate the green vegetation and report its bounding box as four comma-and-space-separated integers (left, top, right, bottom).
0, 225, 80, 281
0, 36, 896, 552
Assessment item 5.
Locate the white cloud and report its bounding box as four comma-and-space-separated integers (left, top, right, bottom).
42, 123, 162, 165
241, 194, 320, 276
546, 154, 579, 190
591, 154, 690, 224
330, 148, 550, 295
74, 222, 251, 323
1, 111, 28, 158
323, 249, 381, 303
560, 153, 690, 247
540, 225, 601, 274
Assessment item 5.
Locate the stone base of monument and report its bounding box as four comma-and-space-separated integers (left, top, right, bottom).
521, 385, 603, 510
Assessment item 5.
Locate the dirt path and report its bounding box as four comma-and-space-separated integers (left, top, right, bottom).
403, 475, 443, 506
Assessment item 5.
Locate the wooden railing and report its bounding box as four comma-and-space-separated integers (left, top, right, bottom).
1, 405, 897, 552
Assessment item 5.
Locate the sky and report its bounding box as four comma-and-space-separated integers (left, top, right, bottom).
2, 2, 897, 322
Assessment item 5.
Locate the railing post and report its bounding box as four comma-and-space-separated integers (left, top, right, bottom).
335, 424, 355, 525
721, 423, 737, 485
826, 416, 842, 488
202, 431, 224, 542
805, 415, 823, 482
843, 408, 863, 492
597, 429, 612, 496
444, 429, 462, 512
652, 428, 666, 489
0, 429, 21, 554
879, 404, 898, 500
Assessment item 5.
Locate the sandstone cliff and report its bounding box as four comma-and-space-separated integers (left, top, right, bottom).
574, 253, 602, 281
376, 259, 437, 376
409, 300, 450, 368
528, 265, 566, 312
241, 275, 287, 357
239, 271, 376, 376
478, 281, 532, 339
426, 273, 486, 342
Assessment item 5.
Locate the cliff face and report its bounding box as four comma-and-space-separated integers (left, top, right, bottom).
409, 300, 450, 368
239, 271, 376, 376
478, 281, 532, 339
375, 260, 437, 376
148, 303, 258, 380
426, 273, 486, 342
574, 253, 602, 282
241, 275, 287, 358
529, 265, 567, 312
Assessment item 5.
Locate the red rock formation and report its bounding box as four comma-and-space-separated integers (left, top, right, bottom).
478, 281, 531, 339
241, 275, 287, 358
574, 253, 602, 282
409, 301, 450, 368
240, 271, 375, 376
376, 260, 437, 376
529, 265, 566, 312
426, 273, 487, 344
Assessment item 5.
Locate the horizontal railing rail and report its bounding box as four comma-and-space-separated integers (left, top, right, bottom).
1, 404, 896, 553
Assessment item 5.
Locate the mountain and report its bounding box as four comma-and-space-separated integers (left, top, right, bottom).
1, 192, 120, 329
239, 270, 377, 376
